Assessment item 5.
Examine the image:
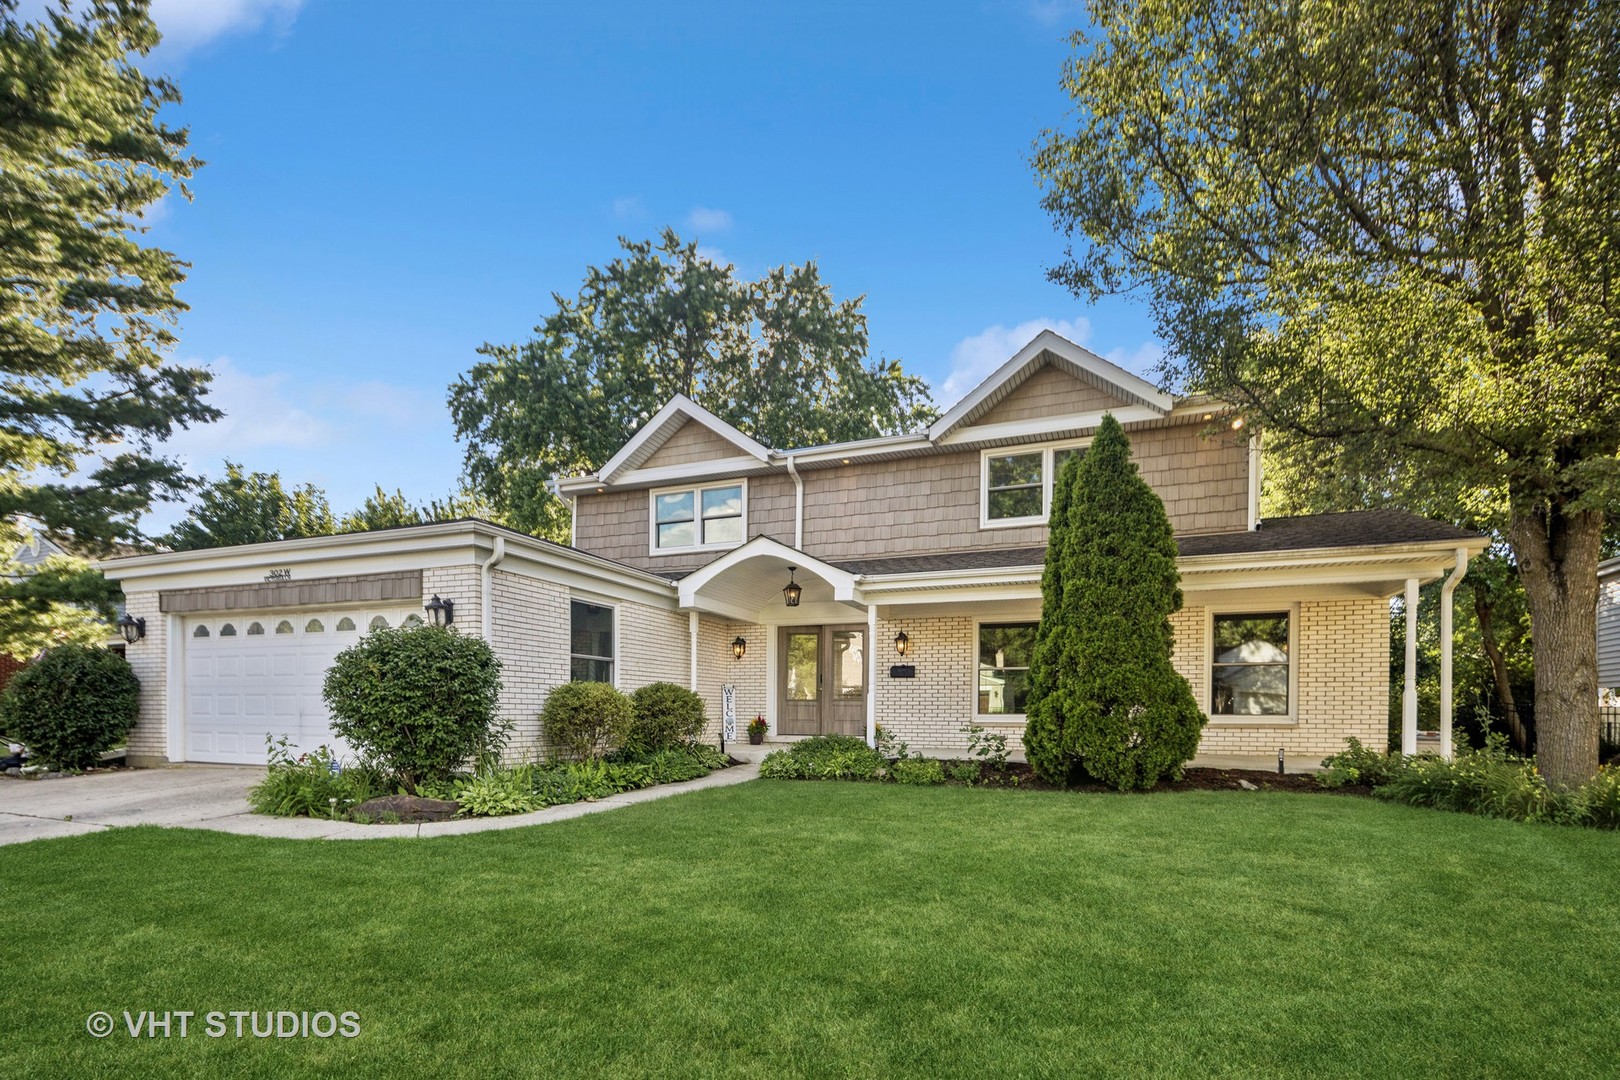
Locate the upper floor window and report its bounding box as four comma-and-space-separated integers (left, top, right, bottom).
980, 441, 1089, 528
651, 481, 745, 552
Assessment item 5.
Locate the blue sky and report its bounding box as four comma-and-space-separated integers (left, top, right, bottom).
113, 0, 1161, 530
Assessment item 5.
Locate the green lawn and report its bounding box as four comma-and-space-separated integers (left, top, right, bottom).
4, 782, 1618, 1078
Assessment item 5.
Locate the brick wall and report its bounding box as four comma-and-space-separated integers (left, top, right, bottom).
475, 567, 566, 759
695, 616, 765, 743
122, 589, 168, 764
619, 602, 690, 692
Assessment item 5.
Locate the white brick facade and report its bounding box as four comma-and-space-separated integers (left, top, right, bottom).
121, 590, 167, 765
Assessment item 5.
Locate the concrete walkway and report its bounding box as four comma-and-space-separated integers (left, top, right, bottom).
0, 762, 759, 845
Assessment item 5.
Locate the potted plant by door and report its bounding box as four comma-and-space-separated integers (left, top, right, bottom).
747, 716, 767, 745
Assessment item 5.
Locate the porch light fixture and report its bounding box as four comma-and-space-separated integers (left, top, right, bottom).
782, 567, 802, 608
1231, 416, 1245, 431
117, 614, 145, 644
894, 630, 910, 656
424, 594, 455, 627
732, 636, 747, 660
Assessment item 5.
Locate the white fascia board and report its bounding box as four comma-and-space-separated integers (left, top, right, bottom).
605, 456, 772, 489
597, 395, 771, 484
927, 329, 1175, 442
101, 521, 675, 600
677, 535, 860, 608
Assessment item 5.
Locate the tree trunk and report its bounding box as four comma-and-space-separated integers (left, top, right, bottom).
1508, 504, 1604, 789
1472, 588, 1528, 752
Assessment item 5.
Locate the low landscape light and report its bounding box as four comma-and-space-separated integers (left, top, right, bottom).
117, 614, 145, 644
424, 594, 455, 627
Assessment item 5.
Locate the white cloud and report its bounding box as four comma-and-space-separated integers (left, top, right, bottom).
158, 358, 328, 464
940, 317, 1093, 401
1026, 0, 1083, 27
694, 244, 729, 267
612, 195, 645, 220
684, 207, 734, 233
1104, 339, 1167, 377
148, 0, 304, 56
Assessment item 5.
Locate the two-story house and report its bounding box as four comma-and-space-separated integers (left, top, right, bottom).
104, 331, 1486, 769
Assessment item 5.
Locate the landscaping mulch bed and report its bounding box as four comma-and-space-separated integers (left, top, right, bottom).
948, 761, 1369, 796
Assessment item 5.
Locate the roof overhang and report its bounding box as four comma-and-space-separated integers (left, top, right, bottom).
594, 395, 772, 486
677, 536, 863, 621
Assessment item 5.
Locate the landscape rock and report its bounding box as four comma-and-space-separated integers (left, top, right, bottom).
1237, 779, 1259, 791
351, 794, 459, 823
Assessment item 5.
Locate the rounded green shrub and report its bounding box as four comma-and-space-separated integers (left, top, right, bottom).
0, 644, 139, 769
541, 681, 634, 760
891, 757, 946, 785
322, 625, 503, 793
627, 681, 708, 751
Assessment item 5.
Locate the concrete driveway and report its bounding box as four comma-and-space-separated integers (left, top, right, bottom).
0, 765, 262, 846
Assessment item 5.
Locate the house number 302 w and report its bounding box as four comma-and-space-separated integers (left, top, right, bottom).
263, 568, 292, 582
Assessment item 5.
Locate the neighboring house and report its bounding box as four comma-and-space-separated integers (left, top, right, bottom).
100, 331, 1487, 769
1598, 558, 1620, 699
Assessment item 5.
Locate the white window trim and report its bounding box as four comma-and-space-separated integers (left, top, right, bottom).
1204, 603, 1300, 727
972, 616, 1040, 724
648, 478, 749, 555
568, 596, 620, 689
978, 438, 1093, 530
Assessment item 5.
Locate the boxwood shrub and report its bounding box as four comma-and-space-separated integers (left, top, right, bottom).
322, 624, 503, 793
541, 681, 635, 760
0, 644, 139, 769
626, 682, 708, 751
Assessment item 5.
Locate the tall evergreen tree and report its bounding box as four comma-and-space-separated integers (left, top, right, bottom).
162, 463, 333, 551
1024, 415, 1204, 789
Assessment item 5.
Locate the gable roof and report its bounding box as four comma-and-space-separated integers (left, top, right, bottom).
596, 395, 772, 484
926, 329, 1175, 443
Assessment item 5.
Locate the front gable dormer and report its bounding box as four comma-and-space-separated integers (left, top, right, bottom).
597, 395, 772, 486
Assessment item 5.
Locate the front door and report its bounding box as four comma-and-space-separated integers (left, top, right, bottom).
777, 625, 867, 737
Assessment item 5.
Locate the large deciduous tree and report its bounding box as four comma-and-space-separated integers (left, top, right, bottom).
0, 0, 216, 649
449, 229, 939, 539
163, 463, 333, 551
1024, 415, 1204, 789
1035, 1, 1619, 787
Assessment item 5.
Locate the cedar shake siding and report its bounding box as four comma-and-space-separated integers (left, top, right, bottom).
974, 364, 1125, 425
639, 417, 753, 469
570, 416, 1249, 571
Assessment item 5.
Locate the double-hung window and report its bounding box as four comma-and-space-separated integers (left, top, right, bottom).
652, 482, 745, 552
1209, 611, 1292, 717
570, 600, 615, 684
981, 442, 1089, 527
977, 622, 1037, 718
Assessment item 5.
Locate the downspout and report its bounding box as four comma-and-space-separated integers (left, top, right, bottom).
480, 535, 507, 640
688, 611, 699, 693
1247, 429, 1262, 531
785, 455, 804, 548
1438, 546, 1470, 761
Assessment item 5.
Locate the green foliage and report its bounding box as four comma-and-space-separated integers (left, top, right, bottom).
448, 229, 939, 538
1034, 2, 1619, 786
626, 682, 708, 752
1374, 738, 1578, 824
1317, 738, 1411, 790
759, 735, 886, 781
541, 681, 635, 761
0, 0, 219, 607
247, 738, 383, 818
454, 764, 542, 817
1574, 767, 1620, 830
1024, 416, 1205, 790
948, 761, 981, 785
0, 549, 121, 660
746, 715, 768, 737
163, 462, 334, 551
321, 625, 504, 793
891, 757, 945, 786
0, 643, 138, 768
960, 723, 1010, 771
875, 724, 911, 761
339, 485, 503, 534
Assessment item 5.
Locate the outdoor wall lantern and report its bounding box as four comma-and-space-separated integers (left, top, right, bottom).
782, 567, 802, 608
732, 636, 747, 660
894, 630, 910, 656
424, 594, 455, 627
117, 614, 146, 644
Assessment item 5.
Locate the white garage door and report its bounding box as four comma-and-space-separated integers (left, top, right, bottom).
184, 607, 421, 765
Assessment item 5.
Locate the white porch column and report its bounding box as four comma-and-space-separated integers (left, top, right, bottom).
1402, 577, 1419, 755
1438, 548, 1470, 760
865, 603, 877, 749
688, 611, 699, 693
